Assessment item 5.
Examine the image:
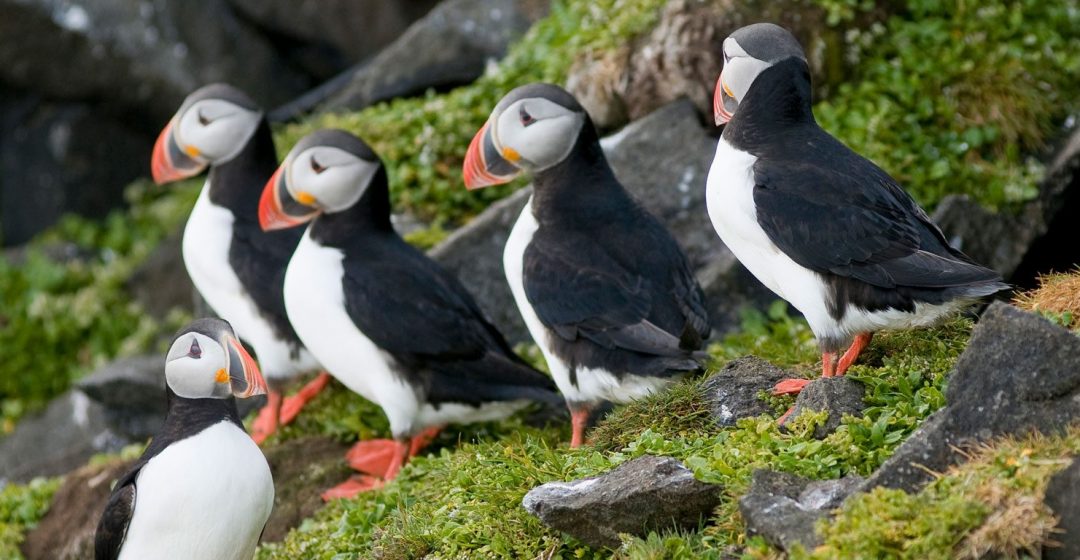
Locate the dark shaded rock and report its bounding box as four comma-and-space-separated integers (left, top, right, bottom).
701, 356, 790, 427
20, 459, 131, 560
261, 436, 354, 542
738, 470, 863, 552
316, 0, 550, 114
935, 125, 1080, 280
78, 356, 166, 441
522, 455, 722, 548
431, 99, 773, 343
228, 0, 439, 81
784, 377, 865, 438
1044, 456, 1080, 560
864, 302, 1080, 492
0, 390, 125, 483
0, 93, 150, 245
126, 232, 194, 319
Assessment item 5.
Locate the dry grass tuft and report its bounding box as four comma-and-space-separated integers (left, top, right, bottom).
1014, 269, 1080, 330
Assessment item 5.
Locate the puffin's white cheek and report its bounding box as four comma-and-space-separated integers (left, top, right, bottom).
165, 359, 218, 399
515, 117, 583, 171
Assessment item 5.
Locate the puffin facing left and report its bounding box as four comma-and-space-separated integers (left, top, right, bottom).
152, 84, 328, 443
94, 318, 273, 560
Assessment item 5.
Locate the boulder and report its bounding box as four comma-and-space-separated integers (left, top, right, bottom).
738, 470, 863, 552
522, 455, 722, 548
313, 0, 550, 115
864, 302, 1080, 492
1044, 456, 1080, 560
77, 355, 166, 441
700, 356, 791, 427
0, 390, 125, 483
783, 377, 865, 438
126, 232, 194, 319
430, 99, 773, 344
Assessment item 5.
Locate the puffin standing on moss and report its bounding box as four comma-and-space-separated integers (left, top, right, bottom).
94, 318, 273, 560
706, 23, 1008, 417
463, 83, 711, 447
152, 84, 329, 442
259, 129, 562, 499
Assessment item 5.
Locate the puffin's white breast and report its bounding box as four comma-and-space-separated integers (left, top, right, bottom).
118, 421, 273, 560
183, 183, 316, 379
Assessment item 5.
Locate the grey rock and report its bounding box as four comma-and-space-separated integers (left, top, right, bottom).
864, 302, 1080, 492
78, 355, 166, 441
523, 455, 722, 548
700, 356, 791, 427
430, 99, 773, 343
0, 390, 125, 483
126, 232, 194, 319
317, 0, 549, 113
1044, 455, 1080, 560
784, 377, 865, 438
739, 470, 863, 552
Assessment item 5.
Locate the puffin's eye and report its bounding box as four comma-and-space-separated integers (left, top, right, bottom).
188, 338, 202, 359
197, 110, 211, 126
519, 106, 536, 127
310, 156, 326, 174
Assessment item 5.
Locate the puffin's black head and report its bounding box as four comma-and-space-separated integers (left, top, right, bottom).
463, 83, 588, 189
258, 129, 383, 231
164, 318, 267, 400
714, 23, 807, 125
151, 83, 264, 184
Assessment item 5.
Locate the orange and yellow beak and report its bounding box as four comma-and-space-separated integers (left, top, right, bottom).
258, 164, 320, 231
713, 69, 737, 126
462, 120, 522, 190
224, 334, 267, 398
151, 118, 208, 184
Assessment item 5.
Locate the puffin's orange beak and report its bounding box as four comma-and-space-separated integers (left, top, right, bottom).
714, 69, 736, 126
224, 335, 267, 398
463, 121, 521, 190
258, 165, 318, 231
151, 118, 207, 184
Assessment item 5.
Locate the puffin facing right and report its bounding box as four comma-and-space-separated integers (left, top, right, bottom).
706, 23, 1008, 414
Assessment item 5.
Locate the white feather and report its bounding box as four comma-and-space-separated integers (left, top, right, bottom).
118, 421, 273, 560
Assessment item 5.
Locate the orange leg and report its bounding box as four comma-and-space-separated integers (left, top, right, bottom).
836, 333, 873, 376
570, 408, 590, 448
822, 351, 838, 378
279, 371, 331, 425
772, 378, 811, 396
251, 390, 282, 445
325, 439, 411, 501
321, 475, 385, 500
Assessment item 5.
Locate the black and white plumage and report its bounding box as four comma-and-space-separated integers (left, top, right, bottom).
152, 84, 323, 441
259, 130, 561, 497
463, 83, 710, 446
95, 318, 273, 560
707, 23, 1008, 389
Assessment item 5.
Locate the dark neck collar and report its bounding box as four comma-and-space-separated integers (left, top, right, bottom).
530, 121, 628, 224
207, 119, 278, 220
136, 388, 244, 461
308, 166, 395, 246
722, 57, 816, 152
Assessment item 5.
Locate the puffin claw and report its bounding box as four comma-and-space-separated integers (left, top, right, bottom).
772, 378, 811, 396
321, 475, 384, 501
250, 391, 282, 445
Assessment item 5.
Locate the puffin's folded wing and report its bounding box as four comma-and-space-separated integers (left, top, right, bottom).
94, 474, 138, 560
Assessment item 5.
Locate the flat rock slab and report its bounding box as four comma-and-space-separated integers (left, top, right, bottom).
864, 302, 1080, 492
1044, 455, 1080, 560
700, 356, 791, 427
523, 455, 722, 548
784, 377, 865, 438
78, 355, 166, 441
738, 469, 863, 552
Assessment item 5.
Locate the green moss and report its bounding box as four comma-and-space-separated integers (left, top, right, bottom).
274, 0, 670, 225
0, 477, 62, 559
0, 180, 198, 430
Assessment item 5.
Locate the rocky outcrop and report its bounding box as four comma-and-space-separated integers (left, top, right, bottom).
125, 232, 195, 319
700, 356, 790, 427
864, 302, 1080, 492
738, 469, 863, 552
1044, 456, 1080, 560
784, 377, 866, 438
523, 455, 722, 548
431, 99, 773, 343
78, 356, 166, 441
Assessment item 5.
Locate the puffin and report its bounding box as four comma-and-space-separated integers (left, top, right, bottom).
706, 23, 1008, 417
94, 318, 273, 560
462, 83, 711, 447
152, 83, 329, 443
258, 129, 562, 499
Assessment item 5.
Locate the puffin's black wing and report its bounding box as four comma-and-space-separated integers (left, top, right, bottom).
94, 468, 140, 560
523, 230, 705, 357
228, 221, 305, 344
752, 141, 1002, 289
342, 245, 556, 400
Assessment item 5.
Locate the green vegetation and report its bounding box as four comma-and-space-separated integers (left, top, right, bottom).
0, 181, 197, 430
0, 477, 61, 559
